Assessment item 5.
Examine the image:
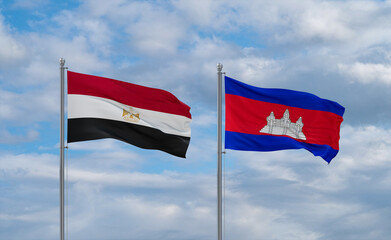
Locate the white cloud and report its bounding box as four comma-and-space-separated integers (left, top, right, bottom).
3, 122, 391, 240
223, 55, 281, 85
293, 2, 354, 42
0, 209, 56, 223
71, 0, 189, 56
226, 125, 391, 194
0, 87, 57, 124
68, 170, 188, 189
0, 129, 39, 144
338, 125, 391, 168
173, 0, 216, 26
339, 62, 391, 85
0, 150, 201, 189
128, 19, 186, 56
0, 30, 111, 89
0, 153, 58, 179
1, 1, 391, 239
125, 7, 187, 56
67, 138, 129, 151
0, 15, 25, 64
191, 110, 216, 127
172, 0, 240, 30
64, 185, 216, 240
181, 0, 389, 50
52, 10, 114, 56
225, 202, 324, 240
26, 34, 110, 77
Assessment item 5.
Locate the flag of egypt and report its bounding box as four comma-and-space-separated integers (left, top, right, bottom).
67, 71, 192, 158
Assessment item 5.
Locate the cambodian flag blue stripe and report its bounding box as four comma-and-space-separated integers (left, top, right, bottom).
225, 76, 345, 117
225, 131, 339, 163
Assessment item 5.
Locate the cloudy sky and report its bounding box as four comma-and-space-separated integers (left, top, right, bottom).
1, 0, 391, 239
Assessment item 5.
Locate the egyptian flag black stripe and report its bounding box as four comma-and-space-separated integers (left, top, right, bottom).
67, 71, 192, 158
68, 118, 190, 158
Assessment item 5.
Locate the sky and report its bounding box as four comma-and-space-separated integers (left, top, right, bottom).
1, 0, 391, 239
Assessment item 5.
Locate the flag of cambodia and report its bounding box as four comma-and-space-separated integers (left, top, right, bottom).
225, 76, 345, 163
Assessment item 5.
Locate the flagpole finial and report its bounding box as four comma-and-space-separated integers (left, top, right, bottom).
59, 58, 65, 66
217, 63, 223, 72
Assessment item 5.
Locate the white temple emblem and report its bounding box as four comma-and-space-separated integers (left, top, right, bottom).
259, 109, 306, 140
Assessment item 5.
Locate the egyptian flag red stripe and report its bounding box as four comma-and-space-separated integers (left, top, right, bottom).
68, 71, 191, 118
67, 71, 192, 158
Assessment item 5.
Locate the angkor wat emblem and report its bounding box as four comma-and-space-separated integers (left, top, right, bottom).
259, 109, 306, 140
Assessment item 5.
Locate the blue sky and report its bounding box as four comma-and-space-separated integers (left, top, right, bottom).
1, 0, 391, 239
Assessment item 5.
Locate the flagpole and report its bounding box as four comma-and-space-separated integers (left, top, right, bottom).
217, 63, 223, 240
59, 58, 66, 240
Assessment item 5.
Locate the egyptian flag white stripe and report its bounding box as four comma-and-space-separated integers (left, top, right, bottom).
67, 71, 192, 158
68, 94, 191, 137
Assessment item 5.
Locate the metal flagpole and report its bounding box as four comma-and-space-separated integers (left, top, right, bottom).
217, 63, 223, 240
59, 58, 66, 240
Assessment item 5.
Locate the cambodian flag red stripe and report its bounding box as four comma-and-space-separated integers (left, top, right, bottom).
225, 76, 345, 163
67, 71, 192, 158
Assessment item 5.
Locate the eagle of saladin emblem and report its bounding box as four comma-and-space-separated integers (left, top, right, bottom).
122, 107, 140, 122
